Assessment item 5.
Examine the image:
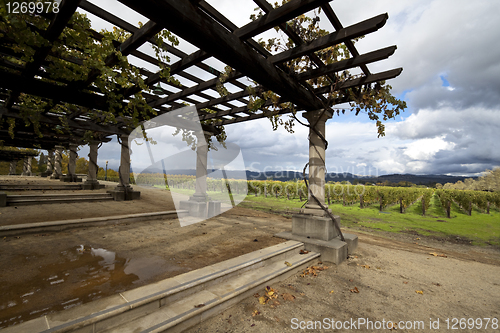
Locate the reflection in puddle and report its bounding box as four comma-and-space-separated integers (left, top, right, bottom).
0, 245, 178, 328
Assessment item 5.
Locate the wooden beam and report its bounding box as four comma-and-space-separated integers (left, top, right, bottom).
0, 106, 128, 135
313, 68, 403, 95
5, 0, 82, 108
149, 71, 243, 108
296, 46, 397, 81
234, 0, 332, 40
118, 0, 324, 111
322, 3, 371, 76
0, 70, 110, 111
269, 14, 388, 64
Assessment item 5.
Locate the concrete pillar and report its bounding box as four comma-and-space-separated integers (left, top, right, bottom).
118, 134, 131, 190
8, 160, 17, 175
82, 141, 101, 190
68, 144, 77, 176
47, 149, 54, 174
41, 149, 54, 177
50, 146, 63, 179
190, 131, 211, 202
302, 109, 332, 215
21, 156, 32, 176
61, 144, 81, 182
107, 134, 140, 200
276, 109, 359, 264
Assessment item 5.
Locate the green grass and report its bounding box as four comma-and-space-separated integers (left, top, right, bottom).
238, 193, 500, 247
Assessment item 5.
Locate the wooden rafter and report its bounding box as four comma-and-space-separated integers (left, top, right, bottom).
0, 0, 403, 151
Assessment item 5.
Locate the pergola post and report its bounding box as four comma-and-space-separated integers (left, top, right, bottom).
107, 134, 140, 200
21, 156, 33, 176
301, 109, 332, 216
61, 144, 82, 182
41, 149, 54, 177
191, 130, 211, 202
50, 146, 63, 179
179, 130, 218, 218
82, 141, 101, 190
8, 160, 17, 175
275, 109, 358, 265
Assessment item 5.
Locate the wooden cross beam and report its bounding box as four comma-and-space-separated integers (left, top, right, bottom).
118, 0, 327, 111
5, 0, 83, 109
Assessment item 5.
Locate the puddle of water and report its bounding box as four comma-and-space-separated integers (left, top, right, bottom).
0, 245, 181, 328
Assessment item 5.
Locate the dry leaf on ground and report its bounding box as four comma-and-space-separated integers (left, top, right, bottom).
252, 310, 260, 317
282, 293, 295, 301
284, 261, 292, 267
300, 265, 329, 277
194, 304, 205, 308
299, 249, 309, 254
350, 287, 359, 293
415, 290, 423, 294
360, 264, 370, 269
429, 252, 447, 258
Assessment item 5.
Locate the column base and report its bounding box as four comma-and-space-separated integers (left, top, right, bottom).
0, 192, 6, 207
107, 187, 141, 201
300, 203, 332, 217
276, 213, 358, 265
40, 171, 51, 177
179, 200, 222, 219
60, 175, 82, 182
292, 213, 340, 241
180, 200, 207, 218
275, 231, 358, 265
50, 174, 61, 180
208, 201, 221, 218
82, 180, 104, 190
190, 193, 208, 202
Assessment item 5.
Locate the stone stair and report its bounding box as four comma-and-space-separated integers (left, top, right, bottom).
3, 241, 319, 333
6, 193, 113, 206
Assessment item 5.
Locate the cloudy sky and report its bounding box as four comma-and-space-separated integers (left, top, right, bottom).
76, 0, 500, 177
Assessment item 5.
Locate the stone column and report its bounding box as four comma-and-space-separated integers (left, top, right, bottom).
21, 156, 32, 176
275, 109, 359, 265
47, 149, 54, 174
179, 131, 215, 218
61, 144, 81, 182
302, 109, 332, 215
9, 160, 17, 175
191, 131, 211, 202
82, 141, 100, 190
108, 134, 140, 200
41, 149, 54, 177
50, 146, 63, 179
118, 134, 131, 190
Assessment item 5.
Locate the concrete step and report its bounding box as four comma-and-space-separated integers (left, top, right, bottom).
0, 211, 185, 237
0, 184, 83, 191
3, 241, 319, 333
105, 251, 319, 333
6, 193, 113, 206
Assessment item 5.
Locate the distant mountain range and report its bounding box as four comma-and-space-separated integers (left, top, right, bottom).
138, 168, 474, 186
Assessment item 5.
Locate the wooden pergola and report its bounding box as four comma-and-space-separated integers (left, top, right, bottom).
0, 0, 401, 151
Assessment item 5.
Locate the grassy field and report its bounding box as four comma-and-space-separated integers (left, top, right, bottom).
237, 193, 500, 247
160, 185, 500, 247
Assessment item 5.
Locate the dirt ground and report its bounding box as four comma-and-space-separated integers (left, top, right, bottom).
1, 176, 500, 331
0, 177, 291, 328
187, 235, 500, 333
0, 176, 177, 225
